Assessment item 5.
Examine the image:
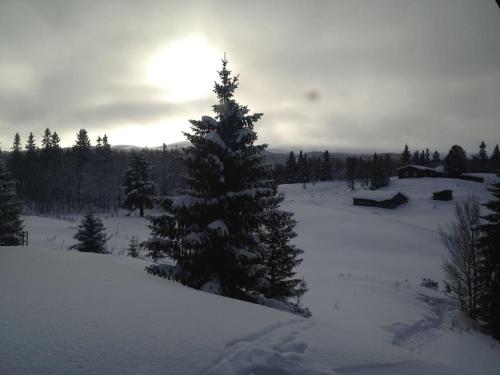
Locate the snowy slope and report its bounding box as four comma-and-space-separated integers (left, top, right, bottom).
1, 176, 500, 374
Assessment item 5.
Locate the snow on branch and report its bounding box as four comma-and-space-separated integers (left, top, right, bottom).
202, 116, 219, 128
207, 220, 229, 236
206, 133, 226, 149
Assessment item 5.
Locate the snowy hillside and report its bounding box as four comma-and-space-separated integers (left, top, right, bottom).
1, 176, 500, 374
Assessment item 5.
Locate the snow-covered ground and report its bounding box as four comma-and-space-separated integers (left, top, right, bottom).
1, 176, 500, 374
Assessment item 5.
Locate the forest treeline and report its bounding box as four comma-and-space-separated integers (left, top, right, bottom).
0, 128, 499, 214
0, 129, 183, 213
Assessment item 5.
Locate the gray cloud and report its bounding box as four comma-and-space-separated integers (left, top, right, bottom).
0, 0, 499, 154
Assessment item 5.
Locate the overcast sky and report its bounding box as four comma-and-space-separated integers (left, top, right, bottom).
0, 0, 499, 154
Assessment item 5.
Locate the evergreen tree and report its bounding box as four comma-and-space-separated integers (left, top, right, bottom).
479, 141, 489, 172
370, 153, 389, 189
445, 145, 467, 177
319, 150, 332, 181
96, 136, 103, 151
479, 174, 500, 338
41, 128, 52, 151
424, 148, 431, 166
413, 150, 420, 165
297, 150, 308, 183
127, 236, 140, 258
432, 150, 441, 165
70, 206, 108, 253
491, 145, 500, 172
0, 161, 24, 245
25, 132, 37, 154
263, 202, 305, 300
400, 144, 411, 165
285, 151, 298, 183
102, 134, 111, 154
122, 151, 157, 217
12, 133, 21, 153
51, 132, 61, 152
419, 150, 426, 166
73, 129, 91, 155
146, 58, 304, 304
345, 156, 358, 190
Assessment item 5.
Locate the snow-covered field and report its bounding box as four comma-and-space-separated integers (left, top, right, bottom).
1, 176, 500, 374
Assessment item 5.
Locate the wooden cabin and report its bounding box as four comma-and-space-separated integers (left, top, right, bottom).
398, 165, 443, 179
353, 191, 408, 209
433, 189, 453, 201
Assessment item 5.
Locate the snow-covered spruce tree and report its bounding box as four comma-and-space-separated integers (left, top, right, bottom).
400, 144, 411, 166
445, 145, 467, 177
320, 150, 332, 181
122, 151, 157, 217
263, 189, 305, 300
147, 58, 306, 307
70, 206, 108, 253
479, 174, 500, 339
0, 161, 24, 245
127, 236, 140, 258
285, 151, 298, 183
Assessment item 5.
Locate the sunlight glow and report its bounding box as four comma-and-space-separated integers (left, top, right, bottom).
147, 36, 220, 103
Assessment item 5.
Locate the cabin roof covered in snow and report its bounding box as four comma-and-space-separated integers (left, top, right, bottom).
353, 190, 407, 201
397, 165, 438, 172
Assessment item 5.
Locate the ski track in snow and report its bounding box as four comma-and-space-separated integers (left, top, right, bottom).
202, 319, 319, 375
333, 359, 467, 375
385, 294, 454, 353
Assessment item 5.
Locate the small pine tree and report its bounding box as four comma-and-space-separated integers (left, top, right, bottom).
127, 236, 140, 258
345, 156, 358, 190
400, 144, 411, 165
70, 207, 108, 253
25, 132, 37, 154
263, 201, 304, 300
479, 174, 500, 338
12, 133, 21, 153
297, 151, 308, 183
370, 153, 389, 189
0, 161, 24, 245
51, 132, 61, 151
432, 150, 441, 165
319, 150, 332, 181
419, 150, 426, 166
285, 151, 298, 183
41, 128, 52, 151
122, 151, 157, 217
445, 145, 467, 177
491, 145, 500, 172
424, 148, 431, 166
413, 150, 420, 165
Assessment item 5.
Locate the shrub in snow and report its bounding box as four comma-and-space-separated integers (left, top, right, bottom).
70, 206, 108, 253
440, 195, 482, 320
146, 58, 308, 312
420, 278, 438, 289
0, 161, 24, 245
122, 151, 157, 217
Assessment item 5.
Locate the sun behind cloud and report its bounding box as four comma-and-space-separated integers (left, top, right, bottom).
147, 36, 220, 103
